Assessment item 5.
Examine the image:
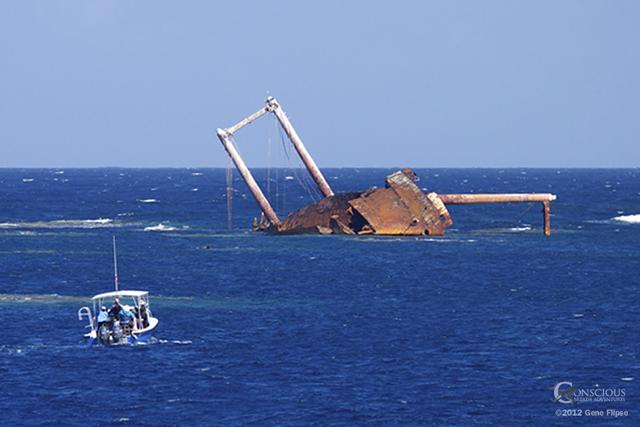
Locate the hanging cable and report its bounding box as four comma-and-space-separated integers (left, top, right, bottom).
272, 117, 281, 217
266, 127, 272, 201
513, 202, 535, 225
276, 121, 321, 203
226, 157, 233, 231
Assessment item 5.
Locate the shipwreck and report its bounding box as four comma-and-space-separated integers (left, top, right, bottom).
216, 97, 557, 236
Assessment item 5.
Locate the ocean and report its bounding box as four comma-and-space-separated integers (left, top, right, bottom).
0, 168, 638, 425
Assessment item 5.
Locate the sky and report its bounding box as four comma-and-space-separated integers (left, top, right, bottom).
0, 1, 638, 168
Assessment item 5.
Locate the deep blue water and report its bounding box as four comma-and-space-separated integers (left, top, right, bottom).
0, 168, 638, 426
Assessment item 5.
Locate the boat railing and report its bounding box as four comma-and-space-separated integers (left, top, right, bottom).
77, 306, 95, 334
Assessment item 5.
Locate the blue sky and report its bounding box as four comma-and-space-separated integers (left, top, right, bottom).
1, 1, 638, 167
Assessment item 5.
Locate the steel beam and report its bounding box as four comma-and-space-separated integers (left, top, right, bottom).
267, 97, 334, 197
438, 193, 556, 204
216, 128, 281, 226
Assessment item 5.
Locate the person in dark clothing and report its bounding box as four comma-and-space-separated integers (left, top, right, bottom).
108, 300, 122, 318
139, 303, 150, 328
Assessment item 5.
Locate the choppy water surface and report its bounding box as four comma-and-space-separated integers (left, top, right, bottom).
0, 168, 638, 425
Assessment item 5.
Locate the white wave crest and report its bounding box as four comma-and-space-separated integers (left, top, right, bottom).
138, 199, 158, 203
508, 226, 532, 232
83, 218, 112, 224
22, 178, 34, 182
612, 214, 640, 224
144, 224, 177, 232
0, 218, 115, 229
191, 172, 203, 176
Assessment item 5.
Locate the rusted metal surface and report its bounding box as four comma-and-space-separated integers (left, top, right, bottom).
274, 169, 452, 236
347, 170, 452, 235
543, 201, 551, 237
276, 192, 361, 234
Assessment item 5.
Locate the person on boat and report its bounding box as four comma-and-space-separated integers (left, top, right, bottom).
138, 302, 149, 328
108, 300, 122, 318
118, 306, 136, 331
130, 305, 141, 329
96, 306, 109, 329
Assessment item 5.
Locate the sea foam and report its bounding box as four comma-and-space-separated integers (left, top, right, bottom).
0, 218, 115, 229
612, 214, 640, 224
508, 226, 532, 232
144, 224, 177, 232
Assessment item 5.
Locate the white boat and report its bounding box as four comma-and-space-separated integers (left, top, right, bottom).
77, 237, 159, 345
78, 290, 159, 345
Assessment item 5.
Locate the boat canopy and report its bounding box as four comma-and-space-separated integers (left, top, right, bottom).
91, 290, 149, 301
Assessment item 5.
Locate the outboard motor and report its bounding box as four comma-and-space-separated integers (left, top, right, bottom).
111, 321, 123, 343
98, 324, 112, 345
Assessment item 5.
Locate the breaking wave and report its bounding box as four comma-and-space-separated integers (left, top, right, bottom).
0, 218, 117, 229
144, 224, 177, 232
138, 199, 158, 203
611, 214, 640, 224
508, 226, 532, 232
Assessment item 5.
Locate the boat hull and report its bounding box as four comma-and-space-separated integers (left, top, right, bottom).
86, 320, 159, 346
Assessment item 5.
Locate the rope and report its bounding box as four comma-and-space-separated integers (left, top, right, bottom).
276, 122, 321, 203
266, 129, 272, 200
222, 114, 325, 226
226, 157, 233, 231
513, 203, 535, 225
271, 118, 281, 216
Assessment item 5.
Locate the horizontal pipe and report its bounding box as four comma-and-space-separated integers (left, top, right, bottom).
438, 193, 557, 204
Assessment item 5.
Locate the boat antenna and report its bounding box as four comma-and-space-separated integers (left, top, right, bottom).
112, 236, 119, 293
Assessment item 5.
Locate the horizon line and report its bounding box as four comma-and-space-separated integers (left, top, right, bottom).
0, 165, 638, 170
